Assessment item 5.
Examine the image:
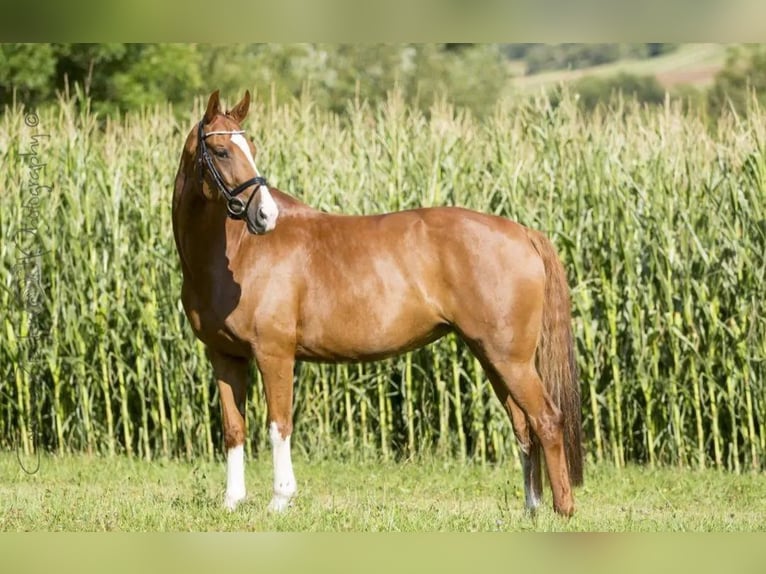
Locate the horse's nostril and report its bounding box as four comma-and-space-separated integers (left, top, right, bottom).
258, 207, 267, 221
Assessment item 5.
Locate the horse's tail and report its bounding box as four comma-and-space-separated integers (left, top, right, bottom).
527, 229, 583, 486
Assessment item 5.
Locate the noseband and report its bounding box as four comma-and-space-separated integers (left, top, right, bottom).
197, 121, 268, 220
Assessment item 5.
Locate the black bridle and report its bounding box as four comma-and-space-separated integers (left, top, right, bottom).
197, 121, 268, 220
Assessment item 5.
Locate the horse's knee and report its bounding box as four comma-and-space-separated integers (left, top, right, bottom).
269, 418, 293, 440
223, 423, 245, 449
502, 365, 563, 447
536, 397, 564, 442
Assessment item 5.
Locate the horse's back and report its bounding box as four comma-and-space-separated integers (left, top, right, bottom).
416, 206, 544, 285
299, 204, 544, 309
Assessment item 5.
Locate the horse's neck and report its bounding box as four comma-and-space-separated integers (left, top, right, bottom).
173, 178, 241, 284
172, 161, 315, 281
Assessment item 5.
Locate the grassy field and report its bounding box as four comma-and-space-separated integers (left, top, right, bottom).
2, 452, 764, 531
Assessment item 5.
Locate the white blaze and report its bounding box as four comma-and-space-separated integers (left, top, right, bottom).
230, 133, 261, 174
231, 133, 278, 233
224, 444, 246, 510
268, 421, 296, 512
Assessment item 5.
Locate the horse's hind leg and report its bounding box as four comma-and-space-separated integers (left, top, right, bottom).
488, 378, 543, 513
482, 355, 573, 516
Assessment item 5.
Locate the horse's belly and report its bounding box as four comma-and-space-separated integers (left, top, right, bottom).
295, 303, 449, 362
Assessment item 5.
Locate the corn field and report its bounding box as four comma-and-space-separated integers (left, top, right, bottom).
1, 90, 765, 471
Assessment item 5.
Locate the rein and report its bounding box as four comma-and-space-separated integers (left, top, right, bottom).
197, 121, 268, 220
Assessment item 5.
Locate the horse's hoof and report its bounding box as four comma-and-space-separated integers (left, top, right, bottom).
554, 503, 575, 518
224, 492, 246, 511
524, 505, 539, 518
267, 494, 292, 513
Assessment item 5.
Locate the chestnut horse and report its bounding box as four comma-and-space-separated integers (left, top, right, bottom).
172, 90, 583, 516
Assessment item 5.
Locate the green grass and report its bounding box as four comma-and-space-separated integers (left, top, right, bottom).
2, 452, 764, 531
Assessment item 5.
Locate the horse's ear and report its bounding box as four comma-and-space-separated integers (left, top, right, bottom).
203, 90, 221, 123
227, 90, 251, 124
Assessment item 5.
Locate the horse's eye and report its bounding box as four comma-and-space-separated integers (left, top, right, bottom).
213, 148, 229, 159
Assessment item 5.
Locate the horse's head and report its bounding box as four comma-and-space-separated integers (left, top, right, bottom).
195, 90, 278, 235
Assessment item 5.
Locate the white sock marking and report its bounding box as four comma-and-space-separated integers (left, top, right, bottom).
268, 421, 296, 512
224, 444, 246, 510
521, 451, 541, 511
525, 485, 541, 511
230, 133, 279, 233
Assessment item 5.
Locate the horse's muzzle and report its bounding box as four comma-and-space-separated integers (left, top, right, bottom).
246, 187, 279, 235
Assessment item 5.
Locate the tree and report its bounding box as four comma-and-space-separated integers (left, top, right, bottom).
0, 43, 510, 119
708, 45, 766, 117
568, 73, 666, 111
106, 44, 203, 113
54, 43, 128, 99
510, 44, 679, 75
0, 44, 57, 108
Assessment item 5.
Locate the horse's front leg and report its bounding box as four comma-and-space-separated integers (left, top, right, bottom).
256, 350, 297, 512
208, 349, 250, 511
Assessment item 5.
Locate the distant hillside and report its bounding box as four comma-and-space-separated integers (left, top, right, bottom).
507, 44, 727, 94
